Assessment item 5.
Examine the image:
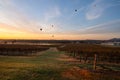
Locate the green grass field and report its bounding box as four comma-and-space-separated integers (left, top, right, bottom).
0, 48, 120, 80
0, 48, 72, 80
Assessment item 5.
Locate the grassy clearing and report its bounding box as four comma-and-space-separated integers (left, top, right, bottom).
0, 49, 71, 80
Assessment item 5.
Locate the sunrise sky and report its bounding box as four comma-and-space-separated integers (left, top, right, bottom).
0, 0, 120, 40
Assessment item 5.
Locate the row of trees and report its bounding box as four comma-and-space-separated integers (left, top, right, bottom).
0, 44, 49, 56
57, 43, 120, 70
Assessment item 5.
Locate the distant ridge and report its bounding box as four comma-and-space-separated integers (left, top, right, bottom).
108, 38, 120, 42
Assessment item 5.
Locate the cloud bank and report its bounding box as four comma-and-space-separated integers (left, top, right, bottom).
73, 20, 120, 34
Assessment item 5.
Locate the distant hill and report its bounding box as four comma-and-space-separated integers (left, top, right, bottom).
108, 38, 120, 42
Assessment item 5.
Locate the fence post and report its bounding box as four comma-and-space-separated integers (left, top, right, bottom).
93, 54, 97, 70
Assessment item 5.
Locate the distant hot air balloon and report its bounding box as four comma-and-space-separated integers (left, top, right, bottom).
52, 35, 54, 37
52, 25, 54, 27
94, 4, 96, 7
75, 9, 77, 12
40, 28, 42, 31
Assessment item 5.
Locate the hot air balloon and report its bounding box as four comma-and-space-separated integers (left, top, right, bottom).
52, 35, 54, 37
52, 25, 54, 27
94, 4, 96, 7
40, 28, 42, 31
75, 9, 77, 12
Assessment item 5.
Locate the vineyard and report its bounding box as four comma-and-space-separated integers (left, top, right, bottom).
0, 44, 49, 56
0, 43, 120, 80
57, 43, 120, 70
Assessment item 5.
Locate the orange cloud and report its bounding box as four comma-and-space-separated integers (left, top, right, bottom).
0, 23, 55, 39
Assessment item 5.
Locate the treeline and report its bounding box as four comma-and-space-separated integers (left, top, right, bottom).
57, 43, 120, 69
0, 44, 49, 56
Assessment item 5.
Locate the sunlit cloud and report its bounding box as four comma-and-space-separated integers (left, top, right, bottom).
86, 0, 120, 20
0, 22, 29, 34
86, 0, 108, 20
71, 20, 120, 35
46, 20, 120, 37
56, 20, 120, 40
0, 0, 57, 34
0, 0, 34, 32
0, 22, 54, 40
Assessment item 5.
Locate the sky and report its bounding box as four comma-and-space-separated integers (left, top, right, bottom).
0, 0, 120, 40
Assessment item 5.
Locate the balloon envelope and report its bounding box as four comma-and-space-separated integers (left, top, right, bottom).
40, 28, 42, 31
75, 9, 77, 12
